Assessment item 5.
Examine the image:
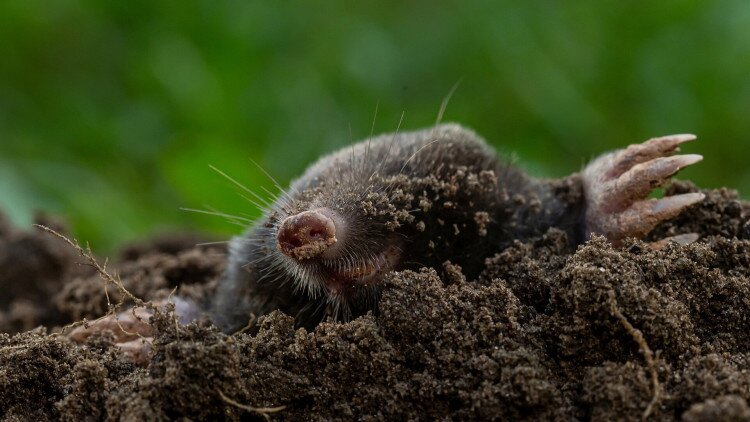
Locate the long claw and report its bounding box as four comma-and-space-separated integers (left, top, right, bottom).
602, 154, 703, 211
643, 133, 697, 152
119, 338, 153, 367
68, 306, 154, 343
648, 233, 701, 251
68, 298, 201, 366
607, 133, 697, 178
583, 133, 704, 244
617, 193, 706, 239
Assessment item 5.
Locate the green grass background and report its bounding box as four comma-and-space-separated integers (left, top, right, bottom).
1, 1, 749, 251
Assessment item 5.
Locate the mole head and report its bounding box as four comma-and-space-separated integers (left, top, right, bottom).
266, 179, 405, 311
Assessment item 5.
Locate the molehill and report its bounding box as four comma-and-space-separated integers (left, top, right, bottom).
1, 181, 750, 421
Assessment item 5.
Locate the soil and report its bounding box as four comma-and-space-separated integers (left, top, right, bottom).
2, 180, 750, 421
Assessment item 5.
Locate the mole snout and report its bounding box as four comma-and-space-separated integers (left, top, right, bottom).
277, 209, 338, 260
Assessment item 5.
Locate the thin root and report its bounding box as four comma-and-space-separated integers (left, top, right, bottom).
34, 224, 152, 339
233, 313, 257, 336
608, 291, 661, 420
218, 390, 285, 421
163, 286, 182, 340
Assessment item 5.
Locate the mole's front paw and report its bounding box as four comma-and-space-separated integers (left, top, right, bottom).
68, 297, 199, 366
69, 305, 155, 365
582, 134, 705, 244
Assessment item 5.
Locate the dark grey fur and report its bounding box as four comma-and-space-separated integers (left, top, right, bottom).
211, 124, 584, 332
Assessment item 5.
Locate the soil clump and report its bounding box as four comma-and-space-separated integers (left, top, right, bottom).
2, 181, 750, 421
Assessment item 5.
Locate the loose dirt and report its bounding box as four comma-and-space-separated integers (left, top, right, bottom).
2, 181, 750, 421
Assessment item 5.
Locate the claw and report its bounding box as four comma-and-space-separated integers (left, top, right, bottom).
643, 133, 697, 151
69, 306, 154, 343
583, 134, 704, 244
119, 338, 153, 366
648, 233, 701, 250
606, 134, 697, 178
616, 193, 706, 240
68, 297, 200, 343
68, 297, 201, 366
602, 154, 703, 212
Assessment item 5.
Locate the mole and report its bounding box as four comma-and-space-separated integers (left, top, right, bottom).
70, 123, 704, 360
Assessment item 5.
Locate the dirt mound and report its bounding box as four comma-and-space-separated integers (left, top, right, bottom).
2, 181, 750, 421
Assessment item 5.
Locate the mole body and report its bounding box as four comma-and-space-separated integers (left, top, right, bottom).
211, 124, 704, 331
70, 123, 704, 359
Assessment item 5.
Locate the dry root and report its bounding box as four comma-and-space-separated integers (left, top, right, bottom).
218, 390, 285, 421
608, 290, 661, 420
34, 225, 155, 341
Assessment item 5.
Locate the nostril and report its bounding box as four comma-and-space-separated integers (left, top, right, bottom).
308, 228, 325, 239
277, 209, 337, 260
280, 234, 303, 249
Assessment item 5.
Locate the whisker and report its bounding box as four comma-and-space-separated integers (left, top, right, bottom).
259, 186, 280, 203
398, 139, 441, 176
367, 110, 406, 185
382, 81, 463, 196
180, 207, 254, 223
433, 79, 461, 129
248, 157, 300, 199
204, 204, 254, 221
195, 240, 232, 246
246, 253, 275, 267
309, 297, 328, 322
209, 164, 272, 208
362, 102, 379, 178
369, 102, 379, 140
348, 123, 356, 177
364, 110, 406, 197
239, 194, 269, 211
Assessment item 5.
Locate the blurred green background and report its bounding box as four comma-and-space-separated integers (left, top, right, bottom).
1, 1, 749, 251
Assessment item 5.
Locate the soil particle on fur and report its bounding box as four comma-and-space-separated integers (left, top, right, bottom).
2, 182, 750, 421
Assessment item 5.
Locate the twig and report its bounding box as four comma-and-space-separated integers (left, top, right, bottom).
166, 286, 181, 339
218, 390, 285, 421
608, 290, 661, 421
35, 225, 145, 305
34, 224, 151, 338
